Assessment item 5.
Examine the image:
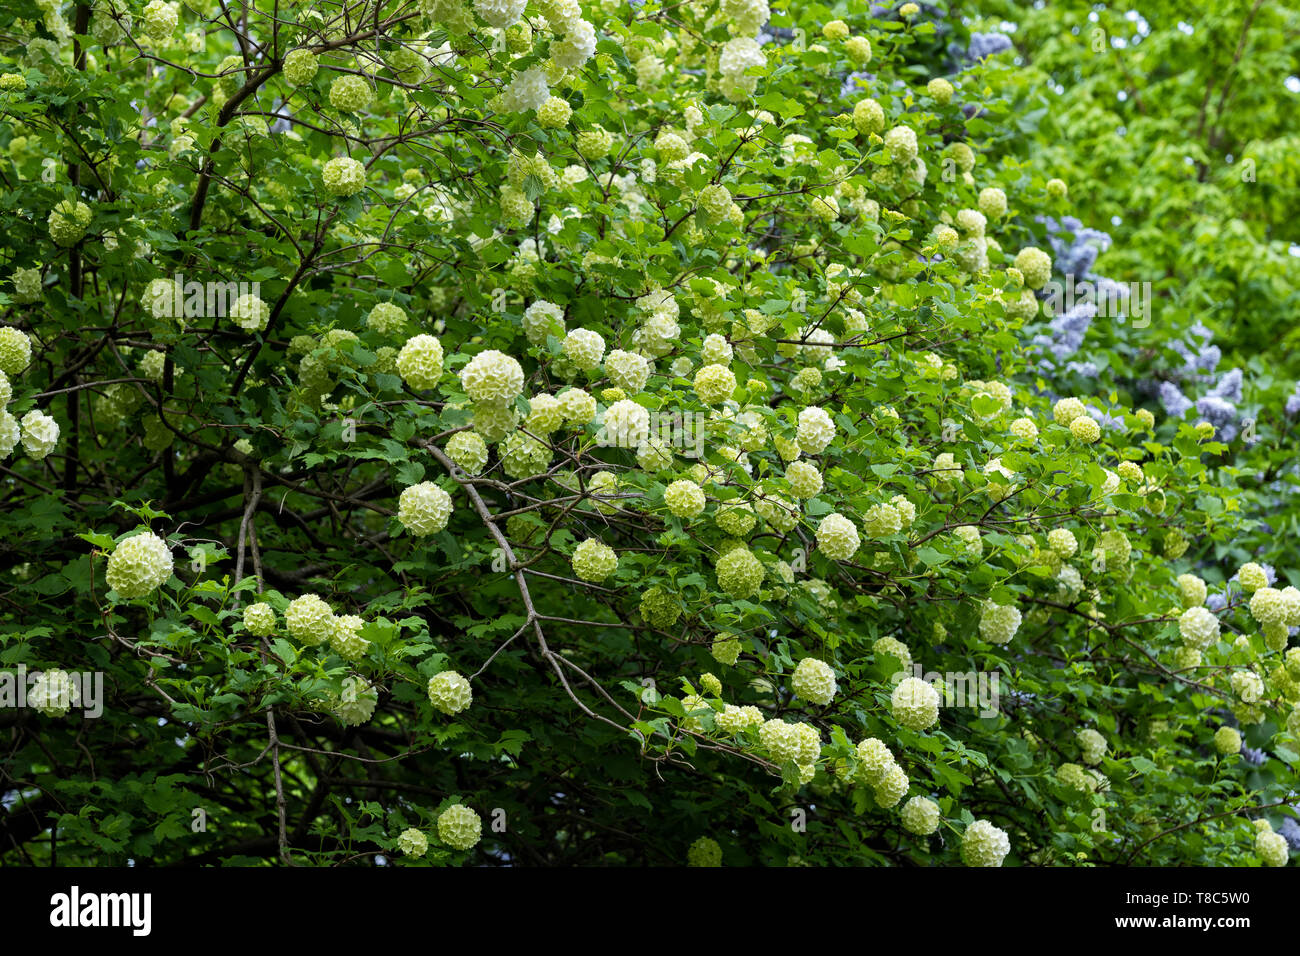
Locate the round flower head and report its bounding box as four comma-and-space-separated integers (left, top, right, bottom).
11, 267, 42, 304
872, 763, 909, 808
786, 460, 823, 499
571, 537, 617, 582
1213, 726, 1242, 755
394, 335, 446, 392
687, 836, 722, 867
1047, 528, 1078, 557
604, 350, 651, 394
328, 614, 369, 661
1077, 728, 1107, 765
716, 547, 764, 600
48, 200, 93, 248
701, 334, 733, 367
1069, 416, 1101, 443
557, 388, 596, 426
141, 1, 178, 41
601, 400, 650, 448
105, 530, 174, 599
796, 406, 836, 455
461, 349, 524, 404
329, 74, 373, 112
1009, 417, 1038, 442
397, 482, 453, 536
283, 48, 318, 86
854, 737, 897, 785
285, 594, 333, 646
19, 410, 59, 459
1046, 178, 1068, 198
664, 479, 705, 518
1231, 670, 1264, 704
522, 300, 566, 345
330, 675, 378, 726
978, 187, 1008, 219
1257, 829, 1289, 867
28, 670, 78, 717
1237, 563, 1269, 593
1178, 606, 1220, 650
229, 293, 270, 332
862, 503, 902, 538
243, 602, 277, 637
712, 637, 743, 666
927, 77, 954, 103
791, 657, 837, 706
816, 513, 861, 562
884, 126, 917, 165
693, 364, 737, 405
1048, 400, 1086, 430
322, 157, 366, 197
715, 703, 762, 733
396, 827, 428, 857
525, 394, 564, 434
427, 670, 472, 715
1177, 573, 1207, 608
366, 302, 407, 337
537, 95, 572, 128
961, 820, 1010, 867
437, 804, 482, 851
562, 328, 605, 371
1014, 247, 1052, 290
979, 601, 1021, 645
471, 401, 519, 443
757, 718, 803, 764
901, 796, 940, 836
891, 676, 940, 731
853, 97, 885, 135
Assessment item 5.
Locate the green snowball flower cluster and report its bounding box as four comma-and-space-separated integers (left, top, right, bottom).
891, 676, 940, 731
571, 537, 617, 582
243, 602, 277, 637
427, 670, 472, 715
105, 530, 174, 599
791, 657, 837, 706
48, 200, 92, 247
322, 157, 366, 197
437, 803, 482, 850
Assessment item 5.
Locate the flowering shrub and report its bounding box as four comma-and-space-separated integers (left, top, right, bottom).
0, 0, 1295, 872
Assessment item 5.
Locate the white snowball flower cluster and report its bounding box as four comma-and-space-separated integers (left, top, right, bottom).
604, 349, 651, 393
979, 601, 1021, 645
396, 827, 428, 857
796, 406, 836, 454
285, 594, 334, 646
460, 349, 524, 404
901, 796, 941, 836
333, 676, 378, 726
243, 602, 276, 636
474, 0, 527, 28
1077, 728, 1107, 765
758, 717, 820, 767
693, 364, 737, 404
862, 502, 903, 538
229, 293, 270, 332
397, 482, 454, 536
961, 819, 1011, 867
392, 335, 444, 390
501, 66, 550, 112
563, 328, 605, 371
1178, 606, 1220, 650
28, 670, 78, 717
20, 410, 59, 459
791, 657, 837, 706
1257, 828, 1289, 867
1230, 670, 1264, 704
427, 670, 473, 715
600, 400, 650, 448
717, 37, 767, 101
891, 676, 940, 731
523, 300, 565, 344
786, 460, 823, 499
105, 530, 174, 599
816, 513, 860, 561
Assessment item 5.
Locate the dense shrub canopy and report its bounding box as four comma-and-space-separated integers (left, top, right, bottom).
1, 0, 1297, 867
